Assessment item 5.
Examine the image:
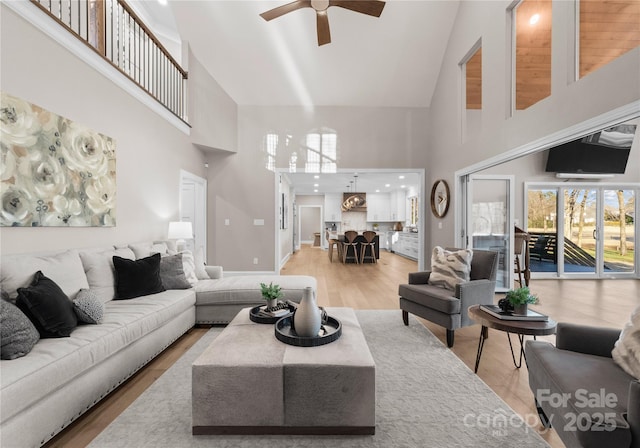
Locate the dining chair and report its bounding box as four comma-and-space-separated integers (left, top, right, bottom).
360, 231, 377, 264
326, 230, 341, 262
514, 229, 530, 286
342, 230, 359, 264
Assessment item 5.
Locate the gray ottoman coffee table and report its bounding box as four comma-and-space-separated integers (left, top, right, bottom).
192, 307, 376, 435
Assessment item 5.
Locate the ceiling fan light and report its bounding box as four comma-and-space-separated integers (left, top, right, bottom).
311, 0, 329, 12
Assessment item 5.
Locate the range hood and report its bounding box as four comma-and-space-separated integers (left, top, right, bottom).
341, 192, 367, 212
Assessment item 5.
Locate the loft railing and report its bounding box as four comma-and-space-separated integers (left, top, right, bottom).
30, 0, 188, 123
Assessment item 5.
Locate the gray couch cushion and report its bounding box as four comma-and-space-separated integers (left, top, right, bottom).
0, 289, 195, 423
79, 247, 136, 303
526, 340, 633, 446
398, 283, 461, 315
1, 250, 89, 301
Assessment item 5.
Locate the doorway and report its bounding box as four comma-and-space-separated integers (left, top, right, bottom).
179, 170, 207, 259
462, 175, 515, 291
298, 205, 323, 248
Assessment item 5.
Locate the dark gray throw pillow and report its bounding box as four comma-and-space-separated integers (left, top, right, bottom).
16, 271, 78, 338
113, 253, 165, 299
73, 289, 104, 324
1, 299, 40, 359
159, 253, 192, 290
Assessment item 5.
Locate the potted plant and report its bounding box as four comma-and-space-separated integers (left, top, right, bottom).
260, 282, 283, 309
506, 286, 538, 315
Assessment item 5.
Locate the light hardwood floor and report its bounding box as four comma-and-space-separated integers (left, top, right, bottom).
46, 245, 640, 448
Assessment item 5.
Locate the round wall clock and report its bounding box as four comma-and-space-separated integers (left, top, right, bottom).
430, 180, 450, 218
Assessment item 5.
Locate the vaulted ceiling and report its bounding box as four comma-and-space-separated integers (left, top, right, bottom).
136, 0, 461, 107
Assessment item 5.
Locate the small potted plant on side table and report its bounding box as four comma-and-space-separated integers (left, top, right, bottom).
260, 282, 283, 310
506, 286, 538, 315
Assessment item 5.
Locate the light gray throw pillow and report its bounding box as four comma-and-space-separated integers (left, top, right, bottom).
1, 297, 40, 360
73, 289, 104, 324
428, 246, 473, 291
160, 254, 192, 290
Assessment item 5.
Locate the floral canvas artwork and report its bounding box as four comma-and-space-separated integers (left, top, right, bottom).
1, 92, 116, 227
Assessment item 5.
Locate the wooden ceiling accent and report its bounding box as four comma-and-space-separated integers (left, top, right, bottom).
466, 47, 482, 110
515, 0, 552, 110
580, 0, 640, 78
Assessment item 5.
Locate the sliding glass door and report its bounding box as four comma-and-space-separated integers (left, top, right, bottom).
527, 183, 638, 278
465, 175, 514, 291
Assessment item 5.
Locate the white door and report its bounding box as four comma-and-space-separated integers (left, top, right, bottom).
464, 175, 515, 291
179, 171, 207, 260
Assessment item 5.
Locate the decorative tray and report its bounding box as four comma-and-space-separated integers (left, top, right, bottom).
249, 304, 294, 324
275, 315, 342, 347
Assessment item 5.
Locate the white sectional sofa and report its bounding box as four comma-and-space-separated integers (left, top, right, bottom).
0, 242, 316, 448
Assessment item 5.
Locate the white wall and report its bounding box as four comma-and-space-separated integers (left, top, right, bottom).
188, 45, 238, 153
427, 0, 640, 249
299, 207, 321, 244
0, 5, 207, 254
206, 106, 429, 271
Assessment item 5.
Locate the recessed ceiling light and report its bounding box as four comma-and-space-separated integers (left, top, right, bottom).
376, 189, 380, 193
401, 185, 406, 188
314, 175, 319, 179
314, 183, 319, 187
529, 13, 540, 25
314, 189, 318, 193
399, 175, 405, 179
385, 184, 390, 188
158, 0, 167, 5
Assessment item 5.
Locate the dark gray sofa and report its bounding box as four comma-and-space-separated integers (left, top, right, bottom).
525, 322, 640, 448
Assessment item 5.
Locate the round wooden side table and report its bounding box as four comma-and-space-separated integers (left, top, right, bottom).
468, 304, 557, 373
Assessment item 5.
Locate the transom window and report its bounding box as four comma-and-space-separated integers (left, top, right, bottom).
304, 130, 337, 173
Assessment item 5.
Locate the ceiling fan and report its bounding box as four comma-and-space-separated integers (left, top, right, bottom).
260, 0, 386, 46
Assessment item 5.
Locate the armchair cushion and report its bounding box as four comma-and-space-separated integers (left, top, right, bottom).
397, 283, 460, 315
428, 246, 472, 291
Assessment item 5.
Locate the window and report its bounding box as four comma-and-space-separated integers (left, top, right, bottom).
579, 0, 640, 78
513, 0, 552, 110
304, 130, 337, 173
265, 133, 278, 172
465, 47, 482, 110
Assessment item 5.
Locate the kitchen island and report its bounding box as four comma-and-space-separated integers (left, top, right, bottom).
335, 233, 380, 263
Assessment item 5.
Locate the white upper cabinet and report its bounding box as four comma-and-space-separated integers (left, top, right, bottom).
390, 189, 407, 222
324, 193, 342, 222
367, 193, 392, 221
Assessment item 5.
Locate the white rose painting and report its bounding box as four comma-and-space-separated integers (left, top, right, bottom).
0, 92, 116, 227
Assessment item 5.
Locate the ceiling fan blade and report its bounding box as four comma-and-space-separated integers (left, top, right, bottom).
260, 0, 312, 21
329, 0, 385, 17
316, 11, 331, 46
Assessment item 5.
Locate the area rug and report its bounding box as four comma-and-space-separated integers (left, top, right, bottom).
88, 310, 548, 447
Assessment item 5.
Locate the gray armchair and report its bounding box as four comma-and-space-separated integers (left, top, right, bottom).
526, 323, 638, 448
398, 249, 498, 347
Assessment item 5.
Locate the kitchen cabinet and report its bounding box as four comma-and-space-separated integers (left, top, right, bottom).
324, 193, 342, 222
366, 193, 391, 222
390, 231, 418, 260
390, 190, 407, 222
